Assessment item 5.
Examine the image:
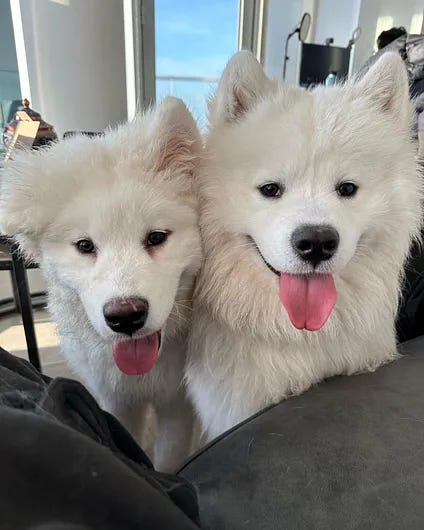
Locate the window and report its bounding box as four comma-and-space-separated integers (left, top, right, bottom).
155, 0, 239, 128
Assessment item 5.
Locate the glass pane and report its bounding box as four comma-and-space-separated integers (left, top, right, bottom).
155, 0, 239, 128
0, 1, 21, 158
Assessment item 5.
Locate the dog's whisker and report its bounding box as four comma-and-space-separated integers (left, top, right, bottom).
175, 303, 193, 312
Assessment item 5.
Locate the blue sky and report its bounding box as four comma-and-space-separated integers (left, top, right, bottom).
155, 0, 239, 78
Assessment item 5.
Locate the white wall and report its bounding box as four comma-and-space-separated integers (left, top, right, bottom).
263, 0, 302, 82
353, 0, 423, 72
262, 0, 360, 83
312, 0, 360, 47
16, 0, 127, 137
263, 0, 423, 82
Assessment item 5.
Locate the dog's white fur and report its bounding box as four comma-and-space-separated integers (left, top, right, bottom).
186, 51, 423, 440
0, 97, 202, 471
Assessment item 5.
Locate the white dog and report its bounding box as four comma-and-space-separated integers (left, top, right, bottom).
0, 97, 202, 471
186, 51, 422, 441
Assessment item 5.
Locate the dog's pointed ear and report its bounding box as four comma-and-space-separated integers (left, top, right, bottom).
209, 50, 270, 126
148, 96, 201, 177
0, 150, 48, 259
355, 52, 411, 126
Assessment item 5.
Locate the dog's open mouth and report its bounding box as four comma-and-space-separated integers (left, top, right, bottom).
112, 331, 161, 375
247, 235, 337, 331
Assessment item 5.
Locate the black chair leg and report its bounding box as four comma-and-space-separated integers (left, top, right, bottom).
11, 252, 41, 372
9, 268, 21, 314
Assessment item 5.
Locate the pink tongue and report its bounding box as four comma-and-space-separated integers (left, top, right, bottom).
113, 333, 159, 375
279, 273, 336, 331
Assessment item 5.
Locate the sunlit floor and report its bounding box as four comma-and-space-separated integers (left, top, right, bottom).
0, 308, 75, 378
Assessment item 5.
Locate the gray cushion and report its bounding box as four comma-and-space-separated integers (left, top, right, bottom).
179, 338, 424, 529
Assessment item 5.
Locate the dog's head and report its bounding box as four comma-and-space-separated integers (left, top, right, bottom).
0, 97, 202, 373
203, 51, 421, 332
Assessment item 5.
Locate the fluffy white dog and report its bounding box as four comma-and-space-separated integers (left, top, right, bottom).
186, 51, 422, 440
0, 97, 202, 471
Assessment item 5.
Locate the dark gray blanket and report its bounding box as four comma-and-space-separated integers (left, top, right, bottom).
0, 348, 199, 530
180, 337, 424, 529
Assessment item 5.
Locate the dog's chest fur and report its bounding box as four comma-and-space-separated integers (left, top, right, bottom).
187, 244, 403, 440
187, 308, 397, 440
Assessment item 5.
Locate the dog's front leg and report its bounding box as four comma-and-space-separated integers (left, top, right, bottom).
153, 391, 194, 473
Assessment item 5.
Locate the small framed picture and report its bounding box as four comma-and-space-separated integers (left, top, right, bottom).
3, 120, 40, 162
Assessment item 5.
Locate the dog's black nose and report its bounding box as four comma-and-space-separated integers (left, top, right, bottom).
103, 298, 149, 336
291, 225, 339, 267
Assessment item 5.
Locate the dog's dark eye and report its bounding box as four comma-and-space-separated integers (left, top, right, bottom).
337, 182, 358, 198
146, 231, 168, 247
258, 182, 283, 198
75, 238, 96, 255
